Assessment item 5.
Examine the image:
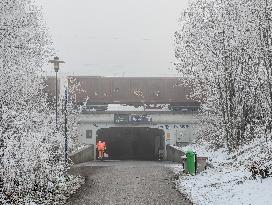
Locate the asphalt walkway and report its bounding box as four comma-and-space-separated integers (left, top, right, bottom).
67, 161, 192, 205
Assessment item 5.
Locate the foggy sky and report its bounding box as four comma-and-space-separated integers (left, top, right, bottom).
37, 0, 188, 77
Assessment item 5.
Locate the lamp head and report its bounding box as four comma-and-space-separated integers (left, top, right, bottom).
49, 56, 65, 73
54, 62, 59, 72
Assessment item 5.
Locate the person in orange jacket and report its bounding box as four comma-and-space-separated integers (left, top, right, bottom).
96, 141, 106, 160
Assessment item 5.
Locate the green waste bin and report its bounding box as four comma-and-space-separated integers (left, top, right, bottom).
186, 150, 197, 175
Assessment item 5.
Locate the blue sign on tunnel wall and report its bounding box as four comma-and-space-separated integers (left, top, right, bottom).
114, 114, 152, 124
130, 114, 152, 124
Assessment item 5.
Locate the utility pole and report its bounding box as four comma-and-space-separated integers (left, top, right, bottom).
64, 88, 68, 165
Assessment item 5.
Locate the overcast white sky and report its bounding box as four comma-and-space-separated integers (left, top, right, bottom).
37, 0, 188, 77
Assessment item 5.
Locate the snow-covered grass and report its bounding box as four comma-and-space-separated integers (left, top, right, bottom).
178, 166, 272, 205
171, 141, 272, 205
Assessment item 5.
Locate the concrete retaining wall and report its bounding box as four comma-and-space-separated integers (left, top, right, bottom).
70, 145, 95, 164
166, 145, 185, 163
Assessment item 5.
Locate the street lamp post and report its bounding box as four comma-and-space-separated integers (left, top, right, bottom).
48, 56, 65, 129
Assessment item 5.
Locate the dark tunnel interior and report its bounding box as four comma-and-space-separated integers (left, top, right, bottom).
96, 127, 165, 160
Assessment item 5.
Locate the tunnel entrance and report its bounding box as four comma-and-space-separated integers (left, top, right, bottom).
96, 127, 165, 160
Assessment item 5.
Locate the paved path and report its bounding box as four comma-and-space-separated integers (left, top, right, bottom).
67, 161, 192, 205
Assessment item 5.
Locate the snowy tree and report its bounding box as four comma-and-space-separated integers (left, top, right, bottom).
175, 0, 272, 151
0, 1, 82, 204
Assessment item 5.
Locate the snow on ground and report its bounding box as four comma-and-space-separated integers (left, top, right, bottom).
75, 143, 89, 151
106, 104, 170, 112
178, 166, 272, 205
170, 143, 272, 205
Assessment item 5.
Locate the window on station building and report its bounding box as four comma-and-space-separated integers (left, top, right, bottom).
86, 130, 92, 139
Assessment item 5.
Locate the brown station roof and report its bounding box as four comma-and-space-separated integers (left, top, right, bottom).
43, 77, 59, 101
67, 76, 198, 106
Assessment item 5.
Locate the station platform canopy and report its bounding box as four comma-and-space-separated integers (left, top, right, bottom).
67, 76, 200, 106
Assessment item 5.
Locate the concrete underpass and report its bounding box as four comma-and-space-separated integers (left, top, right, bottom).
96, 127, 165, 160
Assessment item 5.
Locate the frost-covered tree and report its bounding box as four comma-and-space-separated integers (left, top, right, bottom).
175, 0, 272, 151
0, 1, 81, 204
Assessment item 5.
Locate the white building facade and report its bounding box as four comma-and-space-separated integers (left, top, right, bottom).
78, 111, 198, 159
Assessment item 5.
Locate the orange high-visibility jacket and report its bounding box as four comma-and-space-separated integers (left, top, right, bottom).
97, 141, 106, 151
